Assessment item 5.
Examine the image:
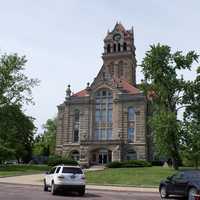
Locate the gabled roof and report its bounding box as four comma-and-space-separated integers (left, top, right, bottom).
72, 79, 141, 97
72, 89, 88, 97
121, 80, 141, 95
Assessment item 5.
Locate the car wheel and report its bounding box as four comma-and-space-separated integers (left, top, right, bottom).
78, 188, 85, 196
43, 180, 48, 192
51, 182, 57, 195
160, 185, 168, 199
188, 187, 197, 200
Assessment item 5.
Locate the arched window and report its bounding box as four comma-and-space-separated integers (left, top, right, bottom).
73, 110, 80, 143
123, 42, 127, 51
127, 107, 135, 142
107, 44, 111, 53
118, 43, 121, 52
113, 44, 116, 52
95, 89, 112, 140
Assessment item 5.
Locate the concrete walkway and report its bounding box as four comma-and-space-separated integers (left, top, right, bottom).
0, 174, 158, 193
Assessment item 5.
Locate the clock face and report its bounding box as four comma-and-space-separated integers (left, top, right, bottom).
113, 33, 121, 41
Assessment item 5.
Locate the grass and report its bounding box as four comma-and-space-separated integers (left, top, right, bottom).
85, 167, 176, 187
0, 165, 183, 187
0, 164, 50, 177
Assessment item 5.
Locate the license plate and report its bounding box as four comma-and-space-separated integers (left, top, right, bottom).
71, 175, 75, 179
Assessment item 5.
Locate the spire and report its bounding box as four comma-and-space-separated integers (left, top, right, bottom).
113, 21, 126, 32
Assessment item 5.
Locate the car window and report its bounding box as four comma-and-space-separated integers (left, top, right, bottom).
62, 167, 83, 174
172, 172, 185, 180
49, 167, 56, 174
55, 167, 61, 174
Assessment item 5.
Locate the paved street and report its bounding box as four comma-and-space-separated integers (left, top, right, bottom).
0, 183, 185, 200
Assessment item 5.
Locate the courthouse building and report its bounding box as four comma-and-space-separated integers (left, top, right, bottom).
55, 23, 152, 166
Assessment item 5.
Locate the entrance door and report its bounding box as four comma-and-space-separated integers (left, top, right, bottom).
98, 150, 108, 164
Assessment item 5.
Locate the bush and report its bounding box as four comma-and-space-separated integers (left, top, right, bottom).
47, 155, 78, 166
151, 160, 164, 166
106, 160, 152, 168
106, 161, 123, 168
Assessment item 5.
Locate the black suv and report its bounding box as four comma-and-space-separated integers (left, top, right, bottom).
159, 170, 200, 200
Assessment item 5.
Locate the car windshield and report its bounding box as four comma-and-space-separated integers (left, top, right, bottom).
62, 167, 83, 174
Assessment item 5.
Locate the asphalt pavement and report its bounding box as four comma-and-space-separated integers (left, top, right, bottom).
0, 183, 185, 200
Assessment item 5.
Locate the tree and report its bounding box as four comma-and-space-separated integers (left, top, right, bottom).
33, 118, 57, 157
0, 52, 39, 162
0, 53, 39, 107
0, 104, 36, 163
141, 44, 198, 169
181, 66, 200, 168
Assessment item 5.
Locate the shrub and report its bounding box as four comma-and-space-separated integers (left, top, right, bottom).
151, 160, 164, 166
106, 160, 152, 168
106, 161, 123, 168
47, 155, 78, 166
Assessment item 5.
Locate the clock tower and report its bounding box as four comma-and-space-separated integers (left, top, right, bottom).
102, 22, 137, 85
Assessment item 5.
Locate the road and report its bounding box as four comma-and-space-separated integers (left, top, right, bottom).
0, 183, 184, 200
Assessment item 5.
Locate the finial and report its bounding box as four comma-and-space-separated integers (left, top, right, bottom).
65, 84, 71, 100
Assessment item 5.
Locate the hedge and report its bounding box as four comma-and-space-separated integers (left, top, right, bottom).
106, 160, 152, 168
47, 155, 78, 166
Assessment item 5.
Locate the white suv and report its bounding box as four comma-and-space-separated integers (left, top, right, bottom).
44, 165, 85, 196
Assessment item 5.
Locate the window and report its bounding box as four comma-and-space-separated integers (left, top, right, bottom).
123, 42, 127, 51
118, 43, 121, 52
74, 130, 79, 143
62, 167, 82, 174
74, 110, 79, 122
95, 89, 113, 140
113, 44, 116, 52
128, 127, 134, 141
107, 44, 111, 53
73, 109, 80, 143
128, 107, 135, 121
49, 167, 56, 174
127, 107, 136, 142
55, 167, 61, 174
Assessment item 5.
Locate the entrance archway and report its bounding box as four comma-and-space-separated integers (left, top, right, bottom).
90, 148, 112, 165
70, 150, 80, 161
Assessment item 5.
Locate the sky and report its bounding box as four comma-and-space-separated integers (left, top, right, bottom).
0, 0, 199, 133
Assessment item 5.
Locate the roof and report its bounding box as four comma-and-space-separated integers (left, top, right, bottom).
72, 79, 141, 97
72, 89, 89, 97
121, 80, 141, 95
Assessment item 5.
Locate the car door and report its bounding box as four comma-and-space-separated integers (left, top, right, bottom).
171, 172, 188, 195
46, 167, 56, 186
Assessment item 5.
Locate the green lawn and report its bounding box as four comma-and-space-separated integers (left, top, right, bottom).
0, 165, 180, 187
85, 167, 176, 187
0, 164, 49, 177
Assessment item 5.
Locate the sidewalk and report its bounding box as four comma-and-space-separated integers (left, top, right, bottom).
0, 174, 158, 193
